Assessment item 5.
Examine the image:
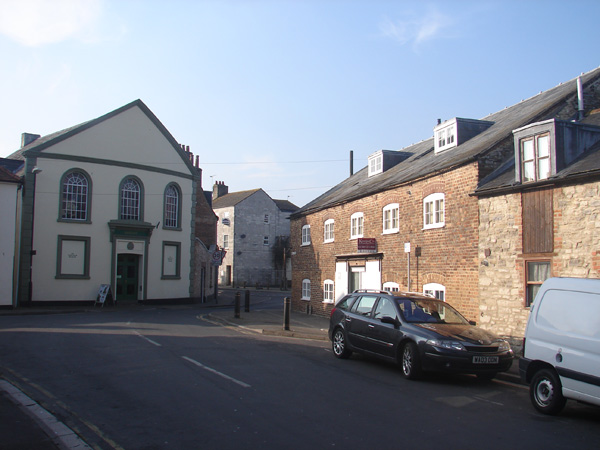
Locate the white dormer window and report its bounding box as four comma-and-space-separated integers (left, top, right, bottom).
368, 152, 383, 177
434, 121, 457, 153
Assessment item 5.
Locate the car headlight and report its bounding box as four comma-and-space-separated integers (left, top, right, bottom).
426, 339, 466, 351
497, 340, 511, 352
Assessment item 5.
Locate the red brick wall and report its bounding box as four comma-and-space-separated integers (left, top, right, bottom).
291, 162, 481, 321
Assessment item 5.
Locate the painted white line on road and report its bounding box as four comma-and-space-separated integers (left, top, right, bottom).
133, 330, 162, 347
182, 356, 251, 388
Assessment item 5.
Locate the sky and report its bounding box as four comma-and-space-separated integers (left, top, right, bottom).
1, 0, 599, 208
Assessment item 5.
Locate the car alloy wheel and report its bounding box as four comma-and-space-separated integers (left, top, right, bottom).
332, 328, 352, 359
401, 342, 422, 380
530, 368, 566, 415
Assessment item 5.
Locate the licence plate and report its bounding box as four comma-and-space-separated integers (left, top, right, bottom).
473, 356, 499, 364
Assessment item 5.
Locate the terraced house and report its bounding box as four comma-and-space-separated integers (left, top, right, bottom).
290, 66, 600, 346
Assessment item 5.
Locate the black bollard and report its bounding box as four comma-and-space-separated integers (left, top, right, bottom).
283, 297, 291, 330
234, 292, 241, 318
245, 290, 250, 312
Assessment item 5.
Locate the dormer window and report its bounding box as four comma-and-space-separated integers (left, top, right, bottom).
434, 117, 493, 154
368, 153, 383, 176
521, 133, 550, 182
434, 121, 457, 153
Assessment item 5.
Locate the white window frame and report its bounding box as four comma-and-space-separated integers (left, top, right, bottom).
264, 214, 270, 223
521, 133, 551, 182
383, 281, 400, 292
301, 225, 311, 246
434, 121, 457, 153
324, 219, 335, 243
423, 193, 445, 229
368, 153, 383, 177
223, 234, 229, 249
382, 203, 399, 234
323, 279, 334, 303
263, 235, 269, 246
424, 283, 446, 301
350, 212, 364, 239
301, 279, 311, 300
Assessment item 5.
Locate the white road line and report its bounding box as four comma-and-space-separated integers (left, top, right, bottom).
181, 356, 251, 388
133, 330, 162, 347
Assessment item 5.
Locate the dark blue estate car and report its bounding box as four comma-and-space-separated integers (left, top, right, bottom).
329, 290, 513, 380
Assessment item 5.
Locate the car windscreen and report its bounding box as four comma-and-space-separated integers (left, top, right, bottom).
395, 298, 469, 325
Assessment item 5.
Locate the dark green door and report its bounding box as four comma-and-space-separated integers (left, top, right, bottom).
116, 254, 139, 301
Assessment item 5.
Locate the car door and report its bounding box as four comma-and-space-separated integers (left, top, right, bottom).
346, 295, 379, 351
365, 297, 402, 358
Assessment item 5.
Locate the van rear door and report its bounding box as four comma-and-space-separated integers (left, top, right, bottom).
533, 288, 600, 405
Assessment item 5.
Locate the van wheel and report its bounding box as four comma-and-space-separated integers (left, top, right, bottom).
332, 328, 352, 359
530, 368, 566, 415
400, 342, 422, 380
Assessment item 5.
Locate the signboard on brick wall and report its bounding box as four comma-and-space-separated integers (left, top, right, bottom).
357, 238, 377, 253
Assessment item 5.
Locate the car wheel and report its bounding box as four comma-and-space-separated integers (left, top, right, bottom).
530, 368, 566, 415
332, 328, 352, 359
400, 342, 422, 380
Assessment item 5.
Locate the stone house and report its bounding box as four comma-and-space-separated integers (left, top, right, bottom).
0, 159, 23, 307
212, 181, 297, 288
6, 100, 217, 305
476, 98, 600, 351
290, 66, 600, 335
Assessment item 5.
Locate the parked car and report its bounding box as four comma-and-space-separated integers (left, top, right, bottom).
328, 290, 513, 380
520, 277, 600, 415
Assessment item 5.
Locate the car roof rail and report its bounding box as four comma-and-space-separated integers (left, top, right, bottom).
352, 289, 389, 294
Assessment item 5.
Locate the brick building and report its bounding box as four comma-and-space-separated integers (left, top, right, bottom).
290, 67, 600, 335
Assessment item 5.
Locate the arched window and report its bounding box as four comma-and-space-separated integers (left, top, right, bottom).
383, 203, 399, 234
302, 225, 311, 246
120, 177, 143, 221
424, 282, 446, 301
60, 170, 90, 221
423, 193, 445, 229
350, 212, 364, 239
324, 219, 335, 243
164, 183, 181, 229
302, 279, 311, 300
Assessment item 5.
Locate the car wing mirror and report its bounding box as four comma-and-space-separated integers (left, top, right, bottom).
380, 316, 400, 326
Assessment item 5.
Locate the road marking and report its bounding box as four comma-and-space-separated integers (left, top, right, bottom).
181, 356, 251, 388
133, 330, 162, 347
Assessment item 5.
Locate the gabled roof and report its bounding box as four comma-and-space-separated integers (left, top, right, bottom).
273, 199, 298, 212
6, 99, 197, 174
293, 66, 600, 217
212, 189, 262, 209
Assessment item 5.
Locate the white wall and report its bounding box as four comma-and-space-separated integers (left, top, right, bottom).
0, 182, 19, 306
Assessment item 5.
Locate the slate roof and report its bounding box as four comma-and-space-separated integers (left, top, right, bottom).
0, 165, 21, 183
292, 66, 600, 217
212, 188, 299, 212
6, 99, 197, 174
212, 189, 262, 209
0, 157, 24, 175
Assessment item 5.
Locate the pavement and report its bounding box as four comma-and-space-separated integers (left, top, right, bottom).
0, 289, 523, 449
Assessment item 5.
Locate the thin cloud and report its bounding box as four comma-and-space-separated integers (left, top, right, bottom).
0, 0, 103, 46
379, 5, 452, 47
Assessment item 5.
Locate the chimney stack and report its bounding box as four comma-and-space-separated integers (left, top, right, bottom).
21, 133, 41, 148
212, 181, 229, 200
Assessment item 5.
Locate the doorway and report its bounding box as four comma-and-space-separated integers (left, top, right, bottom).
116, 254, 139, 301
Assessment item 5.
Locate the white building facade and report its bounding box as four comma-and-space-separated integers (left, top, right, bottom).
10, 100, 203, 304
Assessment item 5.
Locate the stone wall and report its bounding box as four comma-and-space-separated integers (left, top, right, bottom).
479, 180, 600, 353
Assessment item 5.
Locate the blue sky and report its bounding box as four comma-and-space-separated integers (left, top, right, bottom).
1, 0, 599, 207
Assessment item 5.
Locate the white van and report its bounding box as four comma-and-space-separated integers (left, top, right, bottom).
520, 277, 600, 414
